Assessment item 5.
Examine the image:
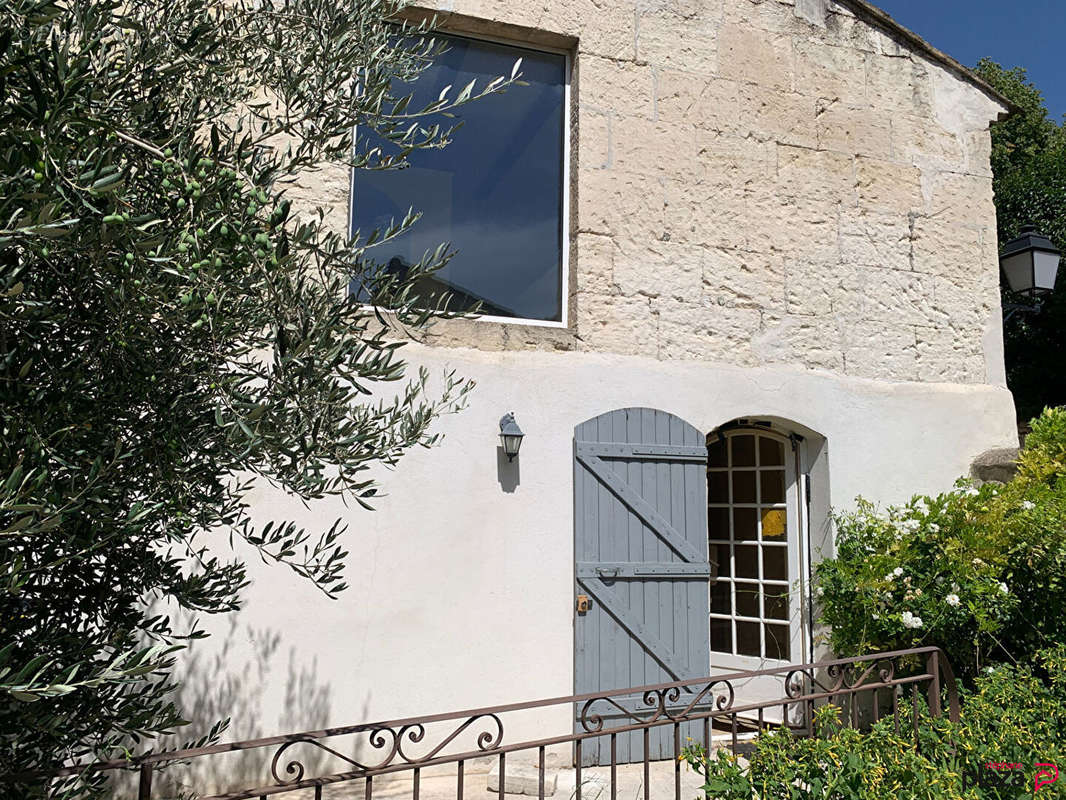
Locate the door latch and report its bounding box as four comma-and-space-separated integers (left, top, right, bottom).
576, 594, 591, 614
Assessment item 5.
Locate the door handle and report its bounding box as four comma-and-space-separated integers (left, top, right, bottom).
596, 567, 620, 578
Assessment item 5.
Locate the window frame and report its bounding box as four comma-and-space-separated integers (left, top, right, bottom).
347, 28, 573, 329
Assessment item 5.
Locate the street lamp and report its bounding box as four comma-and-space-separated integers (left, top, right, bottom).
1000, 226, 1061, 320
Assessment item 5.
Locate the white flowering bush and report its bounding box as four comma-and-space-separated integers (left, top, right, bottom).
816, 408, 1066, 683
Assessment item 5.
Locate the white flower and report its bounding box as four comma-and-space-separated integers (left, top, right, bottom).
946, 594, 961, 607
914, 499, 930, 515
999, 582, 1009, 594
894, 567, 904, 577
872, 613, 880, 620
899, 519, 920, 532
986, 666, 995, 674
1022, 500, 1036, 511
815, 586, 824, 598
951, 582, 960, 592
884, 573, 895, 582
964, 487, 980, 497
901, 611, 924, 629
928, 523, 941, 533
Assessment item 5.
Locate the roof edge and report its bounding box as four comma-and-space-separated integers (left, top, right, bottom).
835, 0, 1018, 118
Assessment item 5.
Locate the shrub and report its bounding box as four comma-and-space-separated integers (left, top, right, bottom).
681, 645, 1066, 799
815, 407, 1066, 682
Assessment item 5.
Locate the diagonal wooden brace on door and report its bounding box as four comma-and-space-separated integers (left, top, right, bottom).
577, 576, 696, 688
575, 451, 703, 564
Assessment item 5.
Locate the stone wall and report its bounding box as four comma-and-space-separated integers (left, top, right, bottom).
296, 0, 1009, 384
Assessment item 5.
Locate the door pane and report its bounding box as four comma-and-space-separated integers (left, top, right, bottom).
765, 589, 789, 620
710, 617, 732, 654
737, 621, 761, 656
763, 546, 787, 581
735, 583, 760, 618
732, 470, 756, 503
761, 508, 787, 539
765, 624, 791, 661
759, 436, 785, 466
711, 582, 731, 614
708, 471, 729, 503
732, 435, 756, 467
708, 506, 730, 539
760, 470, 785, 504
707, 438, 727, 467
734, 508, 758, 541
735, 545, 758, 579
713, 544, 731, 577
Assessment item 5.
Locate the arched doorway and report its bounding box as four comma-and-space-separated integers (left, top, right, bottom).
706, 422, 810, 717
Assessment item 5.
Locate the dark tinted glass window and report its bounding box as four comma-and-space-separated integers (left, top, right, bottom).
352, 34, 567, 322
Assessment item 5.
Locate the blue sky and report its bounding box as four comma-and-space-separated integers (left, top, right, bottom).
872, 0, 1066, 121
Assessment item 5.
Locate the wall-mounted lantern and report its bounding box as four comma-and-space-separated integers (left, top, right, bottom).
499, 413, 524, 461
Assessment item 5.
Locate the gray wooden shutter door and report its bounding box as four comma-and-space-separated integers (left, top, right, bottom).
574, 408, 711, 765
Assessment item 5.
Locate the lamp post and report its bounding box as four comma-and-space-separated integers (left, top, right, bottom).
1001, 225, 1061, 321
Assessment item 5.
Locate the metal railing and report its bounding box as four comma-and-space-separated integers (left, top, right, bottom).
49, 646, 958, 800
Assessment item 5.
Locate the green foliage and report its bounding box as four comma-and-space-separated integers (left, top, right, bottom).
0, 0, 517, 793
814, 407, 1066, 683
681, 646, 1066, 800
973, 60, 1066, 421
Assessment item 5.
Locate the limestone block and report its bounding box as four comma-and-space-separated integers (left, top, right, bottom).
792, 39, 867, 105
288, 161, 351, 238
842, 320, 918, 381
794, 0, 828, 28
637, 13, 719, 74
611, 115, 699, 180
555, 768, 607, 800
839, 210, 912, 271
753, 313, 845, 372
662, 183, 748, 251
775, 144, 855, 203
656, 72, 741, 133
865, 53, 933, 115
923, 172, 995, 224
719, 25, 794, 91
654, 298, 761, 363
487, 760, 557, 796
614, 238, 703, 300
575, 291, 659, 358
855, 157, 923, 212
861, 266, 941, 326
962, 129, 995, 178
745, 192, 839, 262
931, 275, 995, 331
578, 56, 656, 119
821, 8, 879, 54
815, 100, 893, 160
580, 109, 612, 171
542, 0, 637, 60
738, 84, 818, 149
703, 247, 787, 311
575, 232, 616, 295
784, 259, 861, 316
698, 131, 776, 189
636, 0, 724, 23
577, 170, 665, 241
891, 114, 965, 168
915, 325, 985, 384
723, 0, 811, 35
910, 217, 983, 281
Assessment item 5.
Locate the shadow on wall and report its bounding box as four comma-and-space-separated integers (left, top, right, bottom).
496, 446, 520, 493
121, 614, 366, 798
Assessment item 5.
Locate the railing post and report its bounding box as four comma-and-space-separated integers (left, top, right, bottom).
137, 763, 153, 800
926, 651, 942, 718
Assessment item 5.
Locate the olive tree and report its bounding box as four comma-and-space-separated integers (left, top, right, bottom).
0, 0, 516, 793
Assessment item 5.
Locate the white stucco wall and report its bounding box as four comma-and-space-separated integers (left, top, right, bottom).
174, 345, 1016, 788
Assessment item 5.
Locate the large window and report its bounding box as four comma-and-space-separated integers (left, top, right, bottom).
351, 33, 568, 324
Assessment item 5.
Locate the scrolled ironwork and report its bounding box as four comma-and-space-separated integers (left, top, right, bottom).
396, 713, 504, 764
664, 679, 735, 721
580, 690, 666, 733
269, 727, 398, 786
